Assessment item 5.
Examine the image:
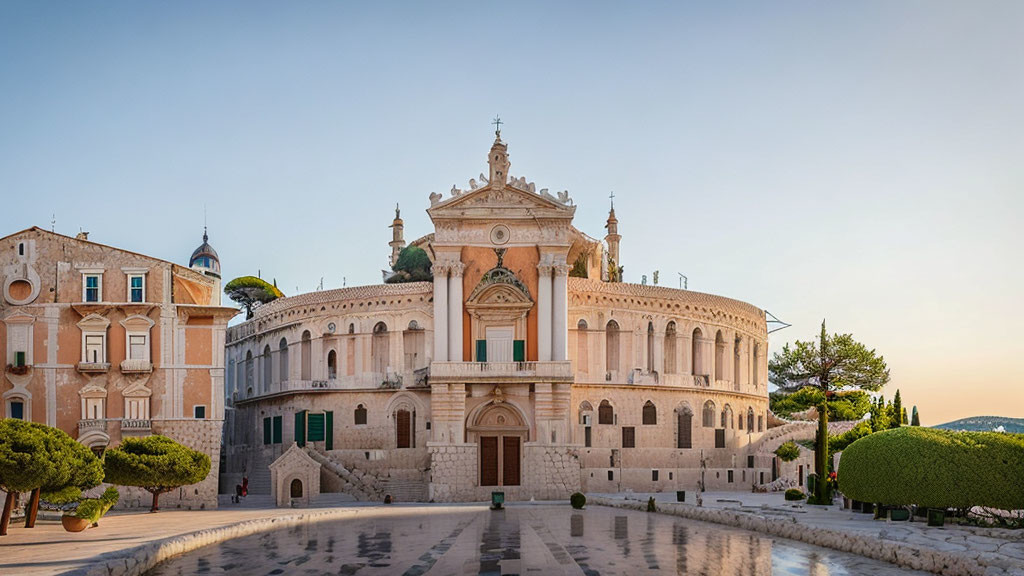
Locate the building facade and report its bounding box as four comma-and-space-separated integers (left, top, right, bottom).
0, 227, 235, 509
224, 132, 773, 503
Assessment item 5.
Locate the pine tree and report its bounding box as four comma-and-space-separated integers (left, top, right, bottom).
891, 389, 903, 429
911, 406, 921, 426
901, 407, 908, 425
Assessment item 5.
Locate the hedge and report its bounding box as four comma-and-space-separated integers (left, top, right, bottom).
838, 427, 1024, 510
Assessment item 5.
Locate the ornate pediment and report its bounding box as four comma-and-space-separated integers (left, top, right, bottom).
429, 182, 575, 217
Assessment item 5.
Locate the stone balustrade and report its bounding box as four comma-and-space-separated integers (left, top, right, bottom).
429, 361, 573, 383
120, 359, 153, 374
78, 418, 109, 432
121, 419, 152, 432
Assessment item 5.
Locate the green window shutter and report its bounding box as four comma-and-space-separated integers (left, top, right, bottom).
307, 413, 325, 442
476, 340, 487, 362
273, 416, 283, 444
263, 417, 271, 445
513, 340, 525, 362
15, 352, 25, 367
295, 410, 306, 447
325, 411, 334, 450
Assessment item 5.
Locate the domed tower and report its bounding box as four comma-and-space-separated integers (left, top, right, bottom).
190, 227, 222, 304
389, 204, 406, 267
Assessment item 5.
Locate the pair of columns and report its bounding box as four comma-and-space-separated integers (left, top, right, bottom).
537, 262, 569, 362
432, 260, 465, 362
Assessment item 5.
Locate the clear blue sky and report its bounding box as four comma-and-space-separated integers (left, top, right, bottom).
2, 1, 1021, 424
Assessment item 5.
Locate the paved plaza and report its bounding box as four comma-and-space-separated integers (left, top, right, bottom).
0, 493, 1021, 575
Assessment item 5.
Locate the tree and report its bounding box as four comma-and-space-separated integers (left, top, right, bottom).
890, 390, 903, 429
911, 405, 921, 426
224, 276, 284, 319
104, 435, 211, 513
901, 407, 908, 425
870, 395, 890, 433
769, 320, 889, 505
385, 246, 433, 283
0, 420, 103, 535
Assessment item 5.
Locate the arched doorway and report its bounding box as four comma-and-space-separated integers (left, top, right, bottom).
290, 478, 303, 498
467, 401, 528, 487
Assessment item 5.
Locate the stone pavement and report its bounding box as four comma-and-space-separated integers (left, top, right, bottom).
592, 491, 1024, 576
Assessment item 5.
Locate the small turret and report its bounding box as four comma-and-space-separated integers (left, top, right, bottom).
488, 119, 510, 188
605, 195, 621, 275
190, 227, 222, 304
389, 204, 406, 266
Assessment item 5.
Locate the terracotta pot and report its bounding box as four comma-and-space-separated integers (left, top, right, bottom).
61, 515, 89, 533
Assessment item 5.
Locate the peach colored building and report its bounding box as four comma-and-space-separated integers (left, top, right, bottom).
0, 227, 235, 509
224, 132, 776, 504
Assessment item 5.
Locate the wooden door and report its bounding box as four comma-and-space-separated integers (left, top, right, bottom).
502, 436, 521, 486
396, 410, 411, 448
480, 437, 499, 486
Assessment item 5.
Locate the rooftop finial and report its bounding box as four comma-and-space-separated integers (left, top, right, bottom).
203, 204, 209, 243
491, 114, 503, 138
395, 203, 400, 220
609, 191, 616, 211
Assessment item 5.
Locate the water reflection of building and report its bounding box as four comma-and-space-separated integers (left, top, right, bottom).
223, 130, 773, 503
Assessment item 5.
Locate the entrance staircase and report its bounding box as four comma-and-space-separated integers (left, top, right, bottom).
304, 447, 386, 502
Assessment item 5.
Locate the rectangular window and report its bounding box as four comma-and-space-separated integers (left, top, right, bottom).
728, 470, 734, 483
84, 274, 101, 302
584, 426, 592, 448
85, 335, 104, 363
263, 417, 272, 445
11, 400, 25, 420
14, 351, 25, 367
652, 470, 659, 482
607, 470, 614, 481
129, 275, 144, 303
622, 426, 635, 448
273, 416, 283, 444
307, 412, 326, 442
758, 415, 764, 432
715, 428, 726, 448
129, 335, 147, 360
748, 455, 755, 468
194, 405, 206, 419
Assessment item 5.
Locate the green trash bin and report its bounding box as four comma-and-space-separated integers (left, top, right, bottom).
491, 491, 505, 510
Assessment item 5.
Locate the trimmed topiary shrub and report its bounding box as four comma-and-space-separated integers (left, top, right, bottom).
775, 441, 801, 462
104, 435, 211, 513
784, 488, 806, 501
646, 497, 657, 512
570, 492, 586, 509
69, 487, 119, 526
838, 427, 1024, 510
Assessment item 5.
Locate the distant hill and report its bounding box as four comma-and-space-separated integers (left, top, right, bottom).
932, 416, 1024, 434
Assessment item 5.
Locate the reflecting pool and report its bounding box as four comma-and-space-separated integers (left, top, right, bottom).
146, 505, 924, 575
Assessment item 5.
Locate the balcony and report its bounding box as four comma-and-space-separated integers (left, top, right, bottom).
77, 362, 111, 374
5, 364, 31, 376
120, 359, 153, 374
121, 419, 152, 433
430, 361, 573, 383
78, 419, 109, 433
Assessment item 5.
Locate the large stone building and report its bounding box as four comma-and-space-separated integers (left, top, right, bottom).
0, 227, 235, 509
223, 131, 774, 503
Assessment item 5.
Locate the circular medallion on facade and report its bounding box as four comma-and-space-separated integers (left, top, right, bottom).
490, 224, 510, 245
327, 322, 336, 333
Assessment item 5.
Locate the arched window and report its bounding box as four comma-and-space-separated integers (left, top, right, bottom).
327, 350, 337, 379
245, 351, 254, 395
642, 400, 657, 425
738, 411, 744, 430
605, 321, 620, 374
279, 338, 289, 383
747, 407, 755, 432
372, 322, 389, 375
646, 322, 655, 373
664, 322, 677, 374
752, 343, 760, 387
348, 323, 355, 334
262, 345, 272, 393
354, 404, 367, 425
395, 408, 414, 448
676, 406, 693, 449
598, 400, 614, 425
691, 328, 704, 376
733, 336, 742, 388
702, 400, 716, 428
300, 331, 311, 381
721, 404, 733, 429
576, 320, 589, 375
715, 330, 725, 381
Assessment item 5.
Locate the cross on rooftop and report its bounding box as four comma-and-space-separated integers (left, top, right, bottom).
492, 115, 503, 136
609, 191, 615, 209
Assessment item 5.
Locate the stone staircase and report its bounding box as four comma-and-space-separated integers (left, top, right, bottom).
304, 447, 386, 502
246, 451, 274, 495
382, 478, 428, 503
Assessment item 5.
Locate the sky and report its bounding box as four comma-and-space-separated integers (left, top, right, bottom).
1, 1, 1021, 426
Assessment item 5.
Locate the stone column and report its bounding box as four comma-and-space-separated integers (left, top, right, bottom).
433, 264, 448, 362
448, 261, 464, 362
552, 264, 570, 361
537, 263, 553, 362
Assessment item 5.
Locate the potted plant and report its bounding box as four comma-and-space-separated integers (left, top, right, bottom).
62, 487, 119, 532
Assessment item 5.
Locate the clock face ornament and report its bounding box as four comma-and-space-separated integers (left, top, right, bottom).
490, 224, 510, 245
